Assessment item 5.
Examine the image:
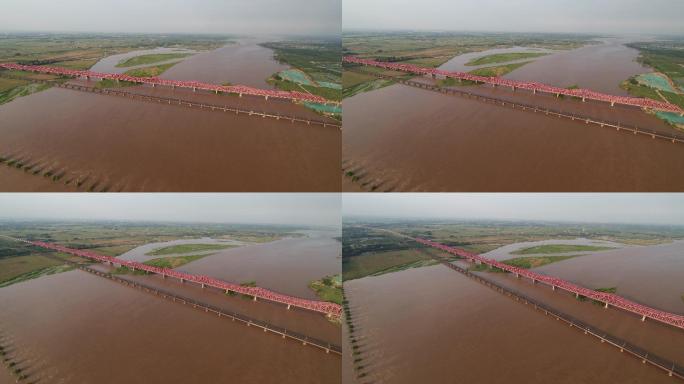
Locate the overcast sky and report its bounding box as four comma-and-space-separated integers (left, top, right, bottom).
0, 194, 340, 227
344, 0, 684, 35
0, 0, 341, 36
343, 194, 684, 226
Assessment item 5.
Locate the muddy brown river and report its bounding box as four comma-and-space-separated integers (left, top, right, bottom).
0, 86, 340, 192
118, 229, 341, 299
0, 270, 340, 384
0, 38, 339, 192
343, 265, 680, 384
343, 38, 683, 192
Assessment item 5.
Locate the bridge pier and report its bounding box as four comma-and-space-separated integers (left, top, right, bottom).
552, 285, 556, 291
611, 101, 615, 107
201, 283, 205, 288
253, 296, 257, 302
582, 97, 586, 102
604, 302, 609, 309
287, 304, 291, 310
642, 315, 646, 322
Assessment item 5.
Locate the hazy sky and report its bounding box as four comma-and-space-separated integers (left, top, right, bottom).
0, 194, 340, 226
344, 0, 684, 35
0, 0, 341, 36
343, 194, 684, 226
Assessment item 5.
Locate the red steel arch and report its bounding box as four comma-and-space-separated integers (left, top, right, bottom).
415, 238, 684, 330
0, 62, 335, 105
27, 240, 341, 318
343, 56, 683, 115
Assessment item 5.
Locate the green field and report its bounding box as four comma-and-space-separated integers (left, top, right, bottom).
143, 254, 209, 269
309, 274, 342, 304
469, 61, 531, 77
501, 255, 580, 269
466, 52, 548, 66
511, 244, 615, 255
147, 243, 235, 256
124, 62, 178, 77
116, 53, 192, 67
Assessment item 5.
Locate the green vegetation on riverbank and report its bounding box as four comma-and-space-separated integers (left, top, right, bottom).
466, 52, 548, 66
262, 40, 341, 85
469, 263, 505, 273
94, 78, 137, 89
469, 61, 531, 77
147, 243, 234, 256
627, 41, 684, 92
262, 39, 342, 109
116, 53, 192, 67
511, 244, 615, 255
309, 274, 342, 304
143, 254, 210, 269
0, 264, 74, 288
595, 287, 617, 294
0, 80, 51, 105
124, 62, 177, 77
502, 255, 580, 269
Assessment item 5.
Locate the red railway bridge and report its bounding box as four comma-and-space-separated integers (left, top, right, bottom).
415, 237, 684, 330
343, 56, 684, 115
26, 240, 342, 318
0, 63, 336, 105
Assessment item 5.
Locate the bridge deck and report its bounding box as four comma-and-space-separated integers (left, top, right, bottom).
343, 56, 683, 114
415, 238, 684, 330
0, 63, 336, 105
26, 240, 341, 318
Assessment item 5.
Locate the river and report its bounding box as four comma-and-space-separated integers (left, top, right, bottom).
343, 264, 680, 383
0, 270, 340, 383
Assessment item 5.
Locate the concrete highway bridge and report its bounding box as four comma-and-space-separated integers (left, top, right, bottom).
26, 240, 342, 318
415, 238, 684, 330
0, 63, 336, 105
343, 56, 684, 115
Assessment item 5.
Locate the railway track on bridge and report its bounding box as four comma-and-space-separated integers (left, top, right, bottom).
350, 68, 684, 145
56, 83, 341, 129
428, 255, 683, 380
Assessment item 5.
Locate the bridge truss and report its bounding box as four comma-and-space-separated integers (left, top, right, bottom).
343, 56, 683, 115
415, 238, 684, 330
0, 63, 335, 105
27, 240, 342, 318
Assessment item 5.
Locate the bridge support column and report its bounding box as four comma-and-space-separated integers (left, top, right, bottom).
287, 304, 291, 310
265, 95, 268, 100
641, 315, 646, 322
552, 285, 556, 291
180, 278, 185, 283
556, 93, 560, 98
582, 97, 586, 102
610, 101, 615, 107
253, 296, 257, 302
201, 283, 205, 288
532, 89, 536, 94
193, 87, 196, 92
575, 293, 579, 298
604, 302, 609, 309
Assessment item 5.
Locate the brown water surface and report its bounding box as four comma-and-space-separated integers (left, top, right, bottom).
0, 270, 340, 383
0, 87, 340, 191
533, 240, 684, 314
343, 83, 684, 191
161, 38, 289, 88
343, 265, 677, 384
175, 229, 341, 299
